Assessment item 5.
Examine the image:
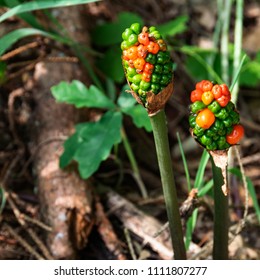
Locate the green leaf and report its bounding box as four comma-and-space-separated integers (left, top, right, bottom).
181, 46, 223, 84
51, 80, 115, 109
157, 16, 188, 38
122, 105, 152, 132
194, 150, 210, 189
92, 12, 143, 47
4, 0, 43, 29
60, 132, 81, 168
176, 132, 191, 192
229, 167, 260, 223
230, 54, 247, 92
240, 60, 260, 87
0, 61, 7, 85
185, 149, 210, 250
0, 0, 100, 23
117, 86, 136, 109
74, 111, 123, 179
117, 86, 151, 131
198, 179, 213, 197
96, 46, 124, 83
0, 28, 70, 56
0, 186, 6, 214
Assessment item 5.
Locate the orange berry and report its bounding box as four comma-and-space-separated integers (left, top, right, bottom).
133, 57, 146, 71
142, 72, 151, 82
202, 80, 213, 92
143, 63, 154, 74
212, 84, 222, 99
147, 41, 160, 54
137, 44, 148, 58
126, 46, 138, 60
196, 108, 215, 129
201, 91, 214, 105
138, 32, 149, 45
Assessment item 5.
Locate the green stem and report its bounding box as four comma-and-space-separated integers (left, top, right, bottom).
210, 155, 229, 260
221, 0, 232, 84
121, 128, 148, 199
150, 110, 186, 260
207, 0, 224, 70
231, 0, 244, 104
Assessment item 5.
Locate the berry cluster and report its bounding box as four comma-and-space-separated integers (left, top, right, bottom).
121, 23, 173, 104
189, 80, 244, 150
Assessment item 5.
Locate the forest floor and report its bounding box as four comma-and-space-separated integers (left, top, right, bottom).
0, 0, 259, 260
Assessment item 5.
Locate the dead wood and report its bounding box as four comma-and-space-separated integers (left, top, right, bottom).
95, 195, 127, 260
105, 190, 174, 259
28, 5, 95, 259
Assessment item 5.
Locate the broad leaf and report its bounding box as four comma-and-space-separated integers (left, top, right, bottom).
0, 28, 70, 56
60, 111, 122, 179
117, 86, 136, 109
96, 46, 124, 83
0, 0, 100, 23
240, 60, 260, 87
92, 12, 143, 47
157, 16, 188, 38
122, 106, 152, 132
76, 111, 122, 179
118, 88, 152, 132
51, 80, 115, 109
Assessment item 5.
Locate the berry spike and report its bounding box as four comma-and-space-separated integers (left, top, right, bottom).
121, 23, 174, 116
189, 80, 244, 151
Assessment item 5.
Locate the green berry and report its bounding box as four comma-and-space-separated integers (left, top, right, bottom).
131, 83, 139, 92
151, 73, 161, 84
189, 114, 196, 129
140, 80, 151, 91
127, 33, 138, 46
151, 83, 160, 94
127, 67, 136, 77
190, 101, 206, 113
130, 23, 141, 34
200, 135, 212, 146
145, 53, 157, 64
122, 28, 134, 40
132, 74, 142, 84
154, 64, 163, 73
193, 124, 205, 137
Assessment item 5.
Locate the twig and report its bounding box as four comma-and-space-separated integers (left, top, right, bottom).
4, 224, 45, 260
7, 88, 26, 148
0, 41, 40, 61
234, 146, 249, 233
5, 192, 53, 259
124, 228, 137, 260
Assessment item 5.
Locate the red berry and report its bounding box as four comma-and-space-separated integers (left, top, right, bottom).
226, 124, 244, 145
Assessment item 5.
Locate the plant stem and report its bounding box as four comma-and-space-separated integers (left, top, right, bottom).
221, 0, 232, 84
121, 128, 148, 199
210, 155, 229, 259
232, 0, 244, 104
150, 110, 186, 260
